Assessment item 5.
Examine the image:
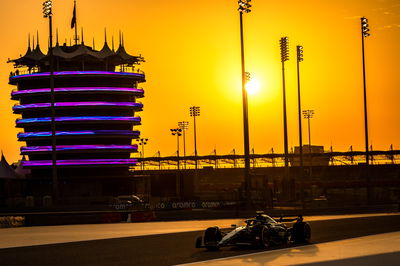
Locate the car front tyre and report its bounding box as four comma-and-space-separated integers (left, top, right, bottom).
204, 227, 222, 251
261, 226, 271, 249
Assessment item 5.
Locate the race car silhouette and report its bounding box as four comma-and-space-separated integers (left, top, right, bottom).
195, 212, 311, 250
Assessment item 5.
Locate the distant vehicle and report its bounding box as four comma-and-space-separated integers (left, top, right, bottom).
115, 195, 143, 205
195, 212, 311, 250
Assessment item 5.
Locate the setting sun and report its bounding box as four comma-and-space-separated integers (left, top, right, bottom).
246, 78, 260, 95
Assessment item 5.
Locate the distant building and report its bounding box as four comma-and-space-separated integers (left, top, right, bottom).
290, 145, 330, 166
7, 33, 146, 204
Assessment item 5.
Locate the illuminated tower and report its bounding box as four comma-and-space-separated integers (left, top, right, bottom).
8, 33, 145, 198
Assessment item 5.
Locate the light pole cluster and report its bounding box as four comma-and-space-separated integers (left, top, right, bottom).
178, 121, 189, 169
136, 138, 148, 170
43, 0, 58, 203
190, 106, 200, 170
238, 0, 252, 206
170, 128, 182, 170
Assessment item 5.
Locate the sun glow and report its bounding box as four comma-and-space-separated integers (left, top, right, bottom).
246, 78, 260, 95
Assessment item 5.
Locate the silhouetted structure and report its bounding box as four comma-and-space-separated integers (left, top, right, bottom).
8, 32, 145, 203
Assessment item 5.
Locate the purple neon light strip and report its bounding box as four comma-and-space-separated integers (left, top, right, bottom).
22, 158, 138, 167
12, 87, 144, 97
18, 130, 140, 139
21, 144, 138, 152
13, 101, 143, 110
10, 71, 144, 80
16, 116, 141, 124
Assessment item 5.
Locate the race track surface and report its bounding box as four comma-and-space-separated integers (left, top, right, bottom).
0, 214, 399, 266
178, 231, 400, 266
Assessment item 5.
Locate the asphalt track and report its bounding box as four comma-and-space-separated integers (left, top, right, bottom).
1, 214, 400, 266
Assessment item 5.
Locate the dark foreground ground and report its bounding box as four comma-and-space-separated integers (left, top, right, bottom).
1, 215, 400, 266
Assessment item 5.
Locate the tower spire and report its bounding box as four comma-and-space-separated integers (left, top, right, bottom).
36, 30, 40, 48
72, 0, 78, 45
28, 33, 31, 51
104, 28, 107, 44
56, 29, 59, 45
112, 35, 115, 51
81, 27, 84, 45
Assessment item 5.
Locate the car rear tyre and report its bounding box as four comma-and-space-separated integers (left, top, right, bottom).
292, 222, 311, 243
303, 223, 311, 242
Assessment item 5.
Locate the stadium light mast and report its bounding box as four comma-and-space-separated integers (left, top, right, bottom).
238, 0, 252, 206
136, 138, 148, 170
361, 17, 370, 166
43, 0, 58, 203
171, 128, 182, 170
189, 106, 200, 169
280, 36, 290, 200
178, 121, 189, 169
303, 109, 314, 174
296, 45, 304, 205
296, 45, 304, 172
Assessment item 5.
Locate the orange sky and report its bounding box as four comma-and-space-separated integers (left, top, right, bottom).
0, 0, 399, 163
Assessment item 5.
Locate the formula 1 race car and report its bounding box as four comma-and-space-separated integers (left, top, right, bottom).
195, 212, 311, 250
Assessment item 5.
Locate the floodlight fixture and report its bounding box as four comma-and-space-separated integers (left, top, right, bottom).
245, 71, 251, 82
303, 109, 314, 119
361, 17, 370, 37
280, 37, 289, 62
43, 0, 52, 18
136, 138, 148, 145
297, 45, 304, 62
178, 121, 189, 131
171, 128, 182, 136
190, 106, 200, 117
238, 0, 252, 13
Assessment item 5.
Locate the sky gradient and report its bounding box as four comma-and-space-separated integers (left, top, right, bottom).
0, 0, 399, 162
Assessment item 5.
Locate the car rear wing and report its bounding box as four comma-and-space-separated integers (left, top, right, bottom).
272, 215, 304, 223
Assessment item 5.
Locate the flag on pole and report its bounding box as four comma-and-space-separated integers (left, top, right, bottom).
71, 1, 76, 29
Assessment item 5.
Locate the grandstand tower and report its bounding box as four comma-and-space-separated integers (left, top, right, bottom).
8, 33, 145, 200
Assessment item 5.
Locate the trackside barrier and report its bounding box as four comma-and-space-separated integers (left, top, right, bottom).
152, 201, 240, 210
100, 213, 122, 223
129, 211, 156, 222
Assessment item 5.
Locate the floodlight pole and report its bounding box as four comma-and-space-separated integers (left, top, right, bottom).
137, 138, 148, 171
303, 110, 314, 176
361, 17, 370, 166
176, 132, 180, 170
44, 0, 58, 204
296, 46, 304, 174
190, 106, 200, 170
280, 36, 290, 201
178, 121, 189, 169
296, 45, 304, 206
238, 1, 251, 207
171, 128, 182, 170
361, 16, 371, 204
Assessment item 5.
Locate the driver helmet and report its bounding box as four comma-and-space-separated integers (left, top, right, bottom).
296, 215, 303, 222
